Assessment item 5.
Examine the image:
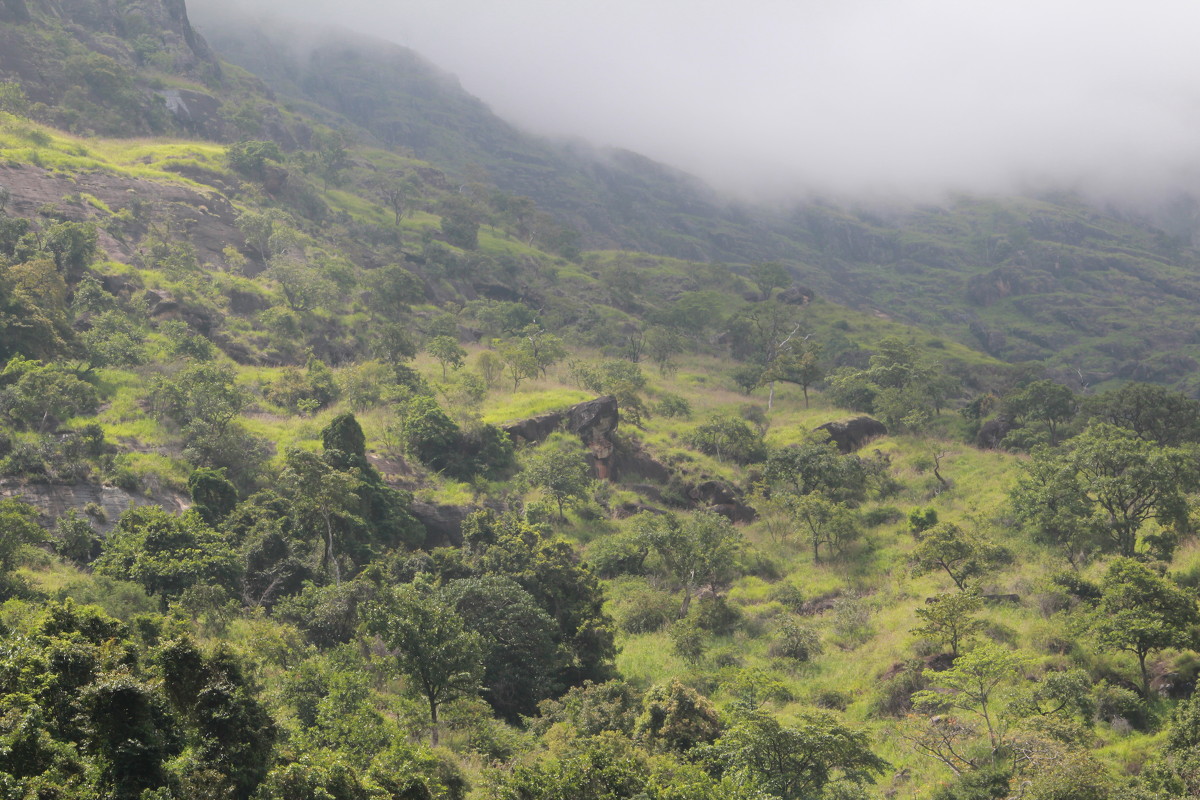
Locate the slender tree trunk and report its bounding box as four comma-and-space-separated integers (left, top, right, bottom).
1139, 650, 1151, 698
768, 381, 776, 411
803, 385, 810, 408
430, 698, 439, 746
679, 589, 692, 618
324, 515, 340, 586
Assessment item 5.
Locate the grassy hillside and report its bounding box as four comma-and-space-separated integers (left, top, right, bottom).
2, 2, 1200, 799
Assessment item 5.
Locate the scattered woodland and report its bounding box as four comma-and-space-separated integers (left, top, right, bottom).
3, 1, 1200, 798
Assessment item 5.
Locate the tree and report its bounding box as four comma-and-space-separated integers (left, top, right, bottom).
635, 679, 722, 753
912, 642, 1029, 753
633, 509, 743, 617
0, 499, 46, 590
750, 261, 791, 296
426, 335, 466, 380
911, 522, 1001, 592
1017, 423, 1197, 558
374, 171, 418, 227
365, 580, 483, 746
279, 448, 364, 586
1084, 381, 1200, 446
763, 438, 868, 503
440, 575, 561, 721
1005, 380, 1077, 446
522, 437, 592, 521
188, 467, 238, 526
644, 325, 686, 376
714, 710, 888, 800
764, 338, 824, 408
94, 507, 239, 603
367, 263, 423, 321
912, 591, 985, 656
1093, 557, 1198, 697
686, 414, 767, 464
784, 493, 858, 563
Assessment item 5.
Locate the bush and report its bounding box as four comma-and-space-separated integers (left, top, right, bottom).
769, 617, 823, 662
613, 587, 677, 634
654, 393, 692, 419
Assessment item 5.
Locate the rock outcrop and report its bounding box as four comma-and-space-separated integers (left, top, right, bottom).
503, 395, 622, 479
814, 416, 887, 454
0, 481, 188, 533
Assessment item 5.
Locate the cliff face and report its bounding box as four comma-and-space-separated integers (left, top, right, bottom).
0, 0, 224, 136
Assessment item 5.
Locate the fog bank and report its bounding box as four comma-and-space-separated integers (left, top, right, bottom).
190, 0, 1200, 202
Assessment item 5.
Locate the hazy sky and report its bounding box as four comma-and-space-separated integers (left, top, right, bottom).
194, 0, 1200, 200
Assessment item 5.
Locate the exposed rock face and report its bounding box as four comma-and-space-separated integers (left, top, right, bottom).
502, 396, 621, 480
566, 397, 619, 479
410, 501, 471, 549
0, 481, 188, 533
687, 480, 755, 523
814, 416, 887, 454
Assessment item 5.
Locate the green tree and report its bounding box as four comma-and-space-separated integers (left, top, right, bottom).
279, 448, 364, 586
522, 436, 592, 521
1005, 380, 1077, 446
912, 591, 985, 656
94, 507, 239, 604
686, 414, 767, 464
1015, 423, 1196, 558
786, 493, 859, 563
714, 710, 888, 800
1093, 557, 1199, 696
188, 467, 238, 526
365, 580, 484, 746
0, 499, 46, 591
426, 335, 466, 380
1084, 381, 1200, 446
441, 575, 561, 721
634, 509, 742, 617
763, 438, 868, 503
635, 678, 722, 753
911, 522, 1001, 592
913, 641, 1030, 753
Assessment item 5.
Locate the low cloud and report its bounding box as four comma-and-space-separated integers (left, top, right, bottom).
191, 0, 1200, 202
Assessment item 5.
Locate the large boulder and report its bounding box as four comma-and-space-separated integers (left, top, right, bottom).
503, 396, 622, 480
814, 416, 887, 454
687, 480, 755, 523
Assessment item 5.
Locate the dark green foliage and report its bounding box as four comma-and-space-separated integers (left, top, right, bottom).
712, 709, 888, 800
155, 637, 276, 799
459, 511, 616, 686
393, 395, 514, 480
226, 140, 284, 181
1085, 382, 1200, 446
930, 764, 1012, 800
764, 438, 869, 504
188, 467, 238, 526
1013, 423, 1196, 558
0, 357, 98, 432
1003, 379, 1077, 447
94, 507, 239, 603
632, 509, 742, 618
41, 221, 97, 280
274, 579, 375, 649
533, 680, 643, 738
82, 673, 179, 798
0, 499, 45, 594
441, 575, 562, 721
1093, 558, 1199, 696
522, 437, 592, 520
52, 508, 101, 565
365, 579, 483, 745
686, 414, 766, 464
635, 679, 722, 753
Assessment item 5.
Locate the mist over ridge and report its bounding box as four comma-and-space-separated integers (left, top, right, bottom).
188, 0, 1200, 205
